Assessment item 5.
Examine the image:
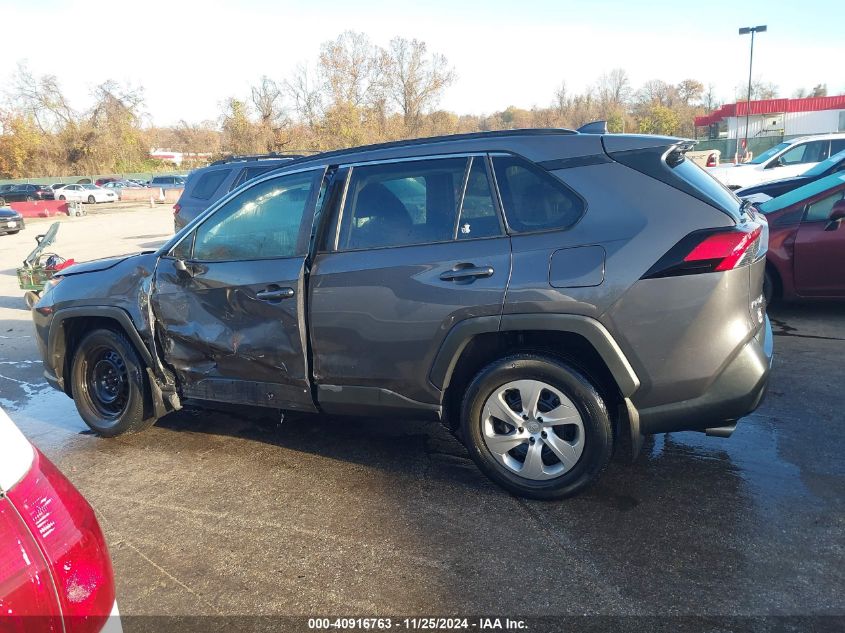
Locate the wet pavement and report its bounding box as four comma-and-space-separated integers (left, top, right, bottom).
0, 212, 843, 629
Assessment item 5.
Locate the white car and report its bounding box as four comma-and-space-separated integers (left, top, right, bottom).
55, 184, 118, 204
0, 408, 122, 631
708, 133, 845, 190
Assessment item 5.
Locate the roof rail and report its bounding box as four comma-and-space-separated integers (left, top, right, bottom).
209, 152, 304, 166
577, 120, 608, 134
261, 128, 579, 172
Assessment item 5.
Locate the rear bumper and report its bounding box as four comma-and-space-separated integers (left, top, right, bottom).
637, 314, 773, 435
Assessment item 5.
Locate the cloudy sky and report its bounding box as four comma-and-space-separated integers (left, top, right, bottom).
1, 0, 841, 126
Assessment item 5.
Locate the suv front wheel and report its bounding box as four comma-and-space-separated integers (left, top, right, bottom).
460, 354, 614, 499
71, 328, 154, 437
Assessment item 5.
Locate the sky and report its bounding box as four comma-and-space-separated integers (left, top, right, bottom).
0, 0, 842, 127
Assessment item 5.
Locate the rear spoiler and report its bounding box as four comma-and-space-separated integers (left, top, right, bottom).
577, 120, 608, 134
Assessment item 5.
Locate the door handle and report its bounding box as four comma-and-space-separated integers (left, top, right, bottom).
256, 287, 295, 301
439, 265, 495, 282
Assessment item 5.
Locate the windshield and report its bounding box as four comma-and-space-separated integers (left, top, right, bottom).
749, 142, 790, 165
803, 149, 845, 177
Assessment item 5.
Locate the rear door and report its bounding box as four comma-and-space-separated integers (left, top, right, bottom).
308, 155, 511, 410
794, 184, 845, 297
152, 167, 326, 410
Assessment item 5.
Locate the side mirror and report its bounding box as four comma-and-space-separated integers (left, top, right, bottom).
173, 259, 194, 277
825, 199, 845, 231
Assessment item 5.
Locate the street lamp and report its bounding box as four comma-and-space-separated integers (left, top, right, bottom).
738, 25, 767, 160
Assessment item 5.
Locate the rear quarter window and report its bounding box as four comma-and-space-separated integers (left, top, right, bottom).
492, 155, 584, 233
191, 169, 231, 200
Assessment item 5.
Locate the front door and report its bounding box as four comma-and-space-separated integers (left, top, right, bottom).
152, 168, 326, 410
794, 186, 845, 297
309, 155, 511, 410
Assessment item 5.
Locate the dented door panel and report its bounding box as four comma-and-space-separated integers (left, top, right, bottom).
152, 257, 315, 411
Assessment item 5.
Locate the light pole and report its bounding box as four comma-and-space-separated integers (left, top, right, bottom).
738, 25, 767, 160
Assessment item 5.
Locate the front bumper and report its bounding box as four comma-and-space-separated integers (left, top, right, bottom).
637, 314, 773, 435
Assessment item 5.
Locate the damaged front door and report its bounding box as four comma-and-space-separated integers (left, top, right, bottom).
152, 168, 326, 411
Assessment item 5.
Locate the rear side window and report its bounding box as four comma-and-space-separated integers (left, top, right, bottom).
338, 157, 467, 250
492, 156, 584, 233
191, 169, 231, 200
458, 157, 501, 240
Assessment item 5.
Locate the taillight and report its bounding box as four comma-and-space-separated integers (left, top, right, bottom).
0, 498, 63, 632
706, 154, 717, 167
644, 225, 764, 279
173, 203, 181, 216
6, 449, 115, 633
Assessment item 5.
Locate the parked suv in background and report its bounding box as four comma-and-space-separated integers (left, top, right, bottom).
173, 153, 302, 231
32, 129, 772, 499
708, 133, 845, 189
149, 175, 186, 191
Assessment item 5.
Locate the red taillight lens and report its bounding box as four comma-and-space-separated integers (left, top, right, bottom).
644, 225, 764, 279
172, 203, 181, 216
6, 449, 115, 633
0, 498, 63, 632
706, 154, 717, 167
684, 226, 762, 271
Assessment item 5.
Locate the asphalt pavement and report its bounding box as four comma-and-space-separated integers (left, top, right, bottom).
0, 209, 842, 632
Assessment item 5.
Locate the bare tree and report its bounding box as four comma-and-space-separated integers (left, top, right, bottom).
251, 76, 286, 127
318, 31, 384, 109
285, 64, 323, 128
383, 37, 455, 132
8, 62, 76, 132
553, 81, 569, 118
596, 68, 631, 111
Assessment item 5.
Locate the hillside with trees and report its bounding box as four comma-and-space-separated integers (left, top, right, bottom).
0, 30, 807, 179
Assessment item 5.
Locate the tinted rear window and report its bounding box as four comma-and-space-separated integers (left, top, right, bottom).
611, 145, 742, 221
191, 169, 231, 200
669, 153, 742, 220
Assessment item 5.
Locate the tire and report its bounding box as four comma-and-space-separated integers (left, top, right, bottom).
460, 354, 614, 500
87, 195, 95, 204
0, 197, 5, 206
26, 196, 34, 202
7, 230, 20, 235
59, 195, 66, 201
71, 328, 154, 437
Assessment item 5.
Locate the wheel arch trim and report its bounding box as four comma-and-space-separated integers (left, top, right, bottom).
429, 313, 640, 397
47, 306, 155, 390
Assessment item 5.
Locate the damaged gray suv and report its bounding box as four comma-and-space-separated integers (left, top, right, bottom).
32, 128, 773, 499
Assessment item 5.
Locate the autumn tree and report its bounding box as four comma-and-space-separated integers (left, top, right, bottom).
383, 37, 455, 133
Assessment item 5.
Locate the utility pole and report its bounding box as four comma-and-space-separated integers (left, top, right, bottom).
738, 25, 767, 160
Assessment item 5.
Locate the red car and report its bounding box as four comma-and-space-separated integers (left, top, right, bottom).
758, 173, 845, 301
0, 408, 121, 633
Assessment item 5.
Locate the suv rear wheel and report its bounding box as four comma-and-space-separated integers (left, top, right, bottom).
460, 354, 613, 499
71, 328, 153, 437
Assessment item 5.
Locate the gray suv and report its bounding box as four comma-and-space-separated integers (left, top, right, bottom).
173, 154, 301, 231
32, 128, 773, 499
